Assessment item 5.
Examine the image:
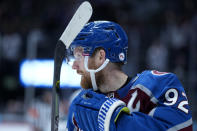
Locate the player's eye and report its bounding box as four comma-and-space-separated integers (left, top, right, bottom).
74, 52, 84, 61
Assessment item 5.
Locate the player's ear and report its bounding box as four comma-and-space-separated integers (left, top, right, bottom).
98, 49, 106, 62
91, 49, 106, 67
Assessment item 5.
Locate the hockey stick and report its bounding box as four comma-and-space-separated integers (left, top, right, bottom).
51, 1, 92, 131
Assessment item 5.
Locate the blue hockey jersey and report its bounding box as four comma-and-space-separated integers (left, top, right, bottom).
67, 70, 193, 131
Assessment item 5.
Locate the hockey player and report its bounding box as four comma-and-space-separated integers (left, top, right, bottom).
66, 21, 193, 131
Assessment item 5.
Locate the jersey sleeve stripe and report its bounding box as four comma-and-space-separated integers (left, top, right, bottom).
148, 107, 157, 117
132, 84, 158, 104
167, 118, 193, 131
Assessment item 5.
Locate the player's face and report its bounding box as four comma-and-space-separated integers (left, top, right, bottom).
72, 47, 92, 89
72, 47, 106, 89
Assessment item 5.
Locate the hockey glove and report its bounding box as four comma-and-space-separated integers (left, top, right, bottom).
72, 89, 130, 131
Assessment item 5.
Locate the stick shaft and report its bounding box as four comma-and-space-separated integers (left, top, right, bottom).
51, 41, 66, 131
51, 2, 92, 130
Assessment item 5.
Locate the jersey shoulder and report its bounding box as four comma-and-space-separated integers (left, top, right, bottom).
130, 70, 192, 129
133, 70, 184, 98
139, 70, 181, 86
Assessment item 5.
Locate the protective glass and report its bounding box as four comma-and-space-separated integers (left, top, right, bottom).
66, 46, 85, 66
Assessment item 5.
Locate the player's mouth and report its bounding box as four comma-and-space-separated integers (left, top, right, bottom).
77, 70, 84, 75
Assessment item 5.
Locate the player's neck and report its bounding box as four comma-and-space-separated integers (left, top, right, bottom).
98, 70, 128, 93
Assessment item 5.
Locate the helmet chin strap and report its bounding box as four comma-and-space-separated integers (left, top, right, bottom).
84, 56, 109, 91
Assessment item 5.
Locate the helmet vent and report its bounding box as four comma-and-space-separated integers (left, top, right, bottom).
114, 32, 119, 38
104, 27, 114, 31
80, 34, 90, 37
75, 37, 85, 40
75, 34, 90, 40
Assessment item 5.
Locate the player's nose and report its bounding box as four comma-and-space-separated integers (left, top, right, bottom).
72, 61, 79, 70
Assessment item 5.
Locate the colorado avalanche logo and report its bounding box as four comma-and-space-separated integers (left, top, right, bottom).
119, 52, 125, 61
151, 70, 169, 76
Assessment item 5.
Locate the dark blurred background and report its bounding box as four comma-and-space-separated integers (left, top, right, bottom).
0, 0, 197, 130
